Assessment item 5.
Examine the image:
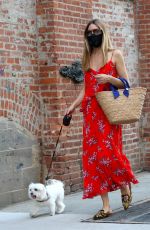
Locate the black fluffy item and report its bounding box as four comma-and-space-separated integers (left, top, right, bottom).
59, 60, 84, 83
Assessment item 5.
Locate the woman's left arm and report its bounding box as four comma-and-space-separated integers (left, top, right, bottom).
108, 49, 129, 88
95, 50, 129, 88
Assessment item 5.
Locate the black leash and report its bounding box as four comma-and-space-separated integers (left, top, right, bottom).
45, 125, 63, 181
45, 114, 72, 181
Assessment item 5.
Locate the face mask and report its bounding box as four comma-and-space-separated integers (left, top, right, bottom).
87, 33, 103, 48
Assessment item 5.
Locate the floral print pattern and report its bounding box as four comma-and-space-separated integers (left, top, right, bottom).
81, 60, 139, 199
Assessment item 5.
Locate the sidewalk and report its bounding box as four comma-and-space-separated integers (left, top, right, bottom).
0, 171, 150, 230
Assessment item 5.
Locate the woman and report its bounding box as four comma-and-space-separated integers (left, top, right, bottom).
66, 19, 138, 220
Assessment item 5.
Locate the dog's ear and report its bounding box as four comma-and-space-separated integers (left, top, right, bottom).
28, 182, 34, 186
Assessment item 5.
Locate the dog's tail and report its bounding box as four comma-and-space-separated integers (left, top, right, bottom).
46, 179, 65, 187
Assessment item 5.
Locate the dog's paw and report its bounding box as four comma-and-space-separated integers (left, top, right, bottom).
30, 212, 38, 218
49, 211, 55, 216
56, 209, 64, 214
56, 204, 65, 214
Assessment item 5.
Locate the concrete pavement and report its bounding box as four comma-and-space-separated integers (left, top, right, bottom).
0, 171, 150, 230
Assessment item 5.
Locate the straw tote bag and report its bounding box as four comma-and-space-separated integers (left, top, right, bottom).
95, 78, 147, 125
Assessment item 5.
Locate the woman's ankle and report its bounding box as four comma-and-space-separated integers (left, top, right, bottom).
121, 185, 130, 195
102, 206, 112, 213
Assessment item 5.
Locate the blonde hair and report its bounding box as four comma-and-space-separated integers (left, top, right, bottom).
82, 19, 113, 72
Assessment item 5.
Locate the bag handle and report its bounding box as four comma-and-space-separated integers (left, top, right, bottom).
110, 77, 130, 99
119, 77, 130, 97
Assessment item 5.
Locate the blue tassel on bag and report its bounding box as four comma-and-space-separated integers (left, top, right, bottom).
110, 84, 120, 99
110, 77, 130, 99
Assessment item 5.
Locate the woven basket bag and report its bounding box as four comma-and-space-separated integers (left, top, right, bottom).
95, 78, 147, 125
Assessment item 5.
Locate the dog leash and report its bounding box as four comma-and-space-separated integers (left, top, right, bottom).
45, 114, 72, 181
45, 125, 63, 181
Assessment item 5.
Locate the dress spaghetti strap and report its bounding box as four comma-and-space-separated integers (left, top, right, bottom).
110, 50, 115, 61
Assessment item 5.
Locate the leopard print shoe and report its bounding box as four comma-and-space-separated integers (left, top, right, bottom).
93, 209, 112, 220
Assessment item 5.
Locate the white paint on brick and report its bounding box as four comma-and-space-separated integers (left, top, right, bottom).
0, 0, 36, 22
92, 0, 139, 86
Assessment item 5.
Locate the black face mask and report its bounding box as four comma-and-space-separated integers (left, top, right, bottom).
87, 33, 103, 48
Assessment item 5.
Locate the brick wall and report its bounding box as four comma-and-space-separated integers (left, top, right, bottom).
37, 0, 148, 191
36, 0, 93, 193
92, 0, 141, 170
0, 0, 41, 207
0, 0, 40, 134
134, 0, 150, 170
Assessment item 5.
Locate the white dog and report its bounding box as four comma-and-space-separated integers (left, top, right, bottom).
28, 179, 65, 217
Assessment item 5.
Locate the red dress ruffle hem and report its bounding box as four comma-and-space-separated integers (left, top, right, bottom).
80, 60, 139, 199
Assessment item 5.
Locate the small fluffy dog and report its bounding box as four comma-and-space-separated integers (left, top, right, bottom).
28, 179, 65, 217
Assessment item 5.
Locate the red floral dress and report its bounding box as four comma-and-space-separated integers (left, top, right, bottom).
81, 60, 139, 199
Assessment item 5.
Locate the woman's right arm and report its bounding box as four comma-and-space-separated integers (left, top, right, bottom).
66, 85, 85, 115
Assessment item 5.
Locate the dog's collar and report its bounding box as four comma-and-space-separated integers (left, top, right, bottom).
36, 192, 50, 202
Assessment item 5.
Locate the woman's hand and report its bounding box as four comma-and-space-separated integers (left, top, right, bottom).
65, 86, 85, 115
65, 104, 76, 115
95, 74, 112, 84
